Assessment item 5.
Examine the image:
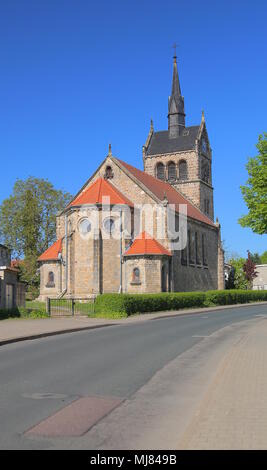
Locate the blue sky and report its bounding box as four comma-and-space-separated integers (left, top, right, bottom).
0, 0, 266, 258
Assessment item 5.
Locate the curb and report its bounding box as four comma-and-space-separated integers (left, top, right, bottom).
1, 301, 267, 347
0, 323, 118, 347
149, 301, 267, 321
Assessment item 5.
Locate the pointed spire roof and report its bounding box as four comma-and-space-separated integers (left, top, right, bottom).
168, 55, 185, 136
69, 177, 133, 207
171, 56, 182, 106
124, 231, 171, 257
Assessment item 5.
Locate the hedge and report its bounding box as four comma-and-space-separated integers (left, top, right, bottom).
94, 290, 267, 317
0, 306, 49, 320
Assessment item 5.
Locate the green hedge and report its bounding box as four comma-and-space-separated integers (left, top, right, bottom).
95, 290, 267, 317
0, 306, 49, 320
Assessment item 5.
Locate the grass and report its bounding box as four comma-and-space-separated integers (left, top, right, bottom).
26, 300, 47, 312
0, 305, 49, 320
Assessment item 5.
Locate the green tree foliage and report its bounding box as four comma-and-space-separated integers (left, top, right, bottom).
0, 177, 71, 295
228, 256, 249, 290
250, 252, 261, 264
239, 133, 267, 234
261, 251, 267, 264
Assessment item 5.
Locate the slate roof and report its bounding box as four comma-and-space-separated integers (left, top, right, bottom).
124, 231, 171, 257
69, 177, 133, 208
146, 126, 199, 156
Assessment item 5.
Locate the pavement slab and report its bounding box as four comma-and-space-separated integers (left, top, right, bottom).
178, 318, 267, 449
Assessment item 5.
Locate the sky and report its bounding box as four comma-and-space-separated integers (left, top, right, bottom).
0, 0, 266, 258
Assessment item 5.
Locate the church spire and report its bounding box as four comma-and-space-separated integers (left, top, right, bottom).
168, 54, 185, 138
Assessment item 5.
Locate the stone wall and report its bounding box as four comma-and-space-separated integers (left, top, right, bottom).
0, 268, 21, 308
253, 265, 267, 290
39, 261, 62, 301
143, 132, 214, 220
171, 216, 219, 292
124, 257, 163, 293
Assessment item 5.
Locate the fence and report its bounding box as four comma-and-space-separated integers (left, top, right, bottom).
46, 298, 95, 317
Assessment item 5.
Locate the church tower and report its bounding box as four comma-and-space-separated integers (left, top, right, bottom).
143, 54, 214, 221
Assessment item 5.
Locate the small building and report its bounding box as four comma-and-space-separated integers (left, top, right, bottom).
0, 244, 26, 309
253, 265, 267, 290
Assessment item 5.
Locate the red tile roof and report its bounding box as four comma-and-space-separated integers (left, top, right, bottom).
11, 259, 24, 268
124, 231, 171, 256
38, 238, 62, 262
115, 158, 215, 227
69, 177, 133, 207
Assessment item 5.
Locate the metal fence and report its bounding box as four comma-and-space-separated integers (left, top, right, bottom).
46, 298, 95, 317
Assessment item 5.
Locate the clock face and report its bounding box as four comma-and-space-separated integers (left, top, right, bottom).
202, 138, 207, 153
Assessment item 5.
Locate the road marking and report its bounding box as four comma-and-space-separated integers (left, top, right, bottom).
192, 335, 209, 338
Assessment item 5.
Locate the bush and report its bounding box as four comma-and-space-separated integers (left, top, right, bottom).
0, 305, 49, 320
95, 290, 267, 317
95, 292, 207, 317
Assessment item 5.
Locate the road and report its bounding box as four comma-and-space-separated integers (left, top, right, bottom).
0, 303, 266, 449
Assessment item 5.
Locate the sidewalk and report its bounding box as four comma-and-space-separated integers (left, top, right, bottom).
177, 317, 267, 449
1, 301, 267, 346
0, 316, 118, 345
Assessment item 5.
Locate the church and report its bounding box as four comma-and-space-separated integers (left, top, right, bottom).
38, 55, 225, 300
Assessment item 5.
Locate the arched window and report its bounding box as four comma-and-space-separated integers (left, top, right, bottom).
167, 162, 176, 181
179, 160, 188, 180
46, 271, 55, 288
104, 165, 114, 180
103, 217, 115, 234
132, 267, 141, 284
156, 163, 165, 181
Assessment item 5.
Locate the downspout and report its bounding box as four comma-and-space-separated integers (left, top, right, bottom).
65, 213, 68, 294
119, 209, 123, 293
57, 212, 68, 299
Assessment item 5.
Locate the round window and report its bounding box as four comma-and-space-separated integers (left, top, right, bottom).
79, 218, 92, 234
103, 218, 115, 233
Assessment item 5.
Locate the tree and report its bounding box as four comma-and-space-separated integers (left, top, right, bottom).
239, 133, 267, 234
243, 251, 258, 289
261, 251, 267, 264
228, 256, 249, 290
0, 177, 71, 295
250, 252, 261, 264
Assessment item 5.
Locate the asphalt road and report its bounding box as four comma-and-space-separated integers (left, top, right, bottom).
0, 303, 266, 449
